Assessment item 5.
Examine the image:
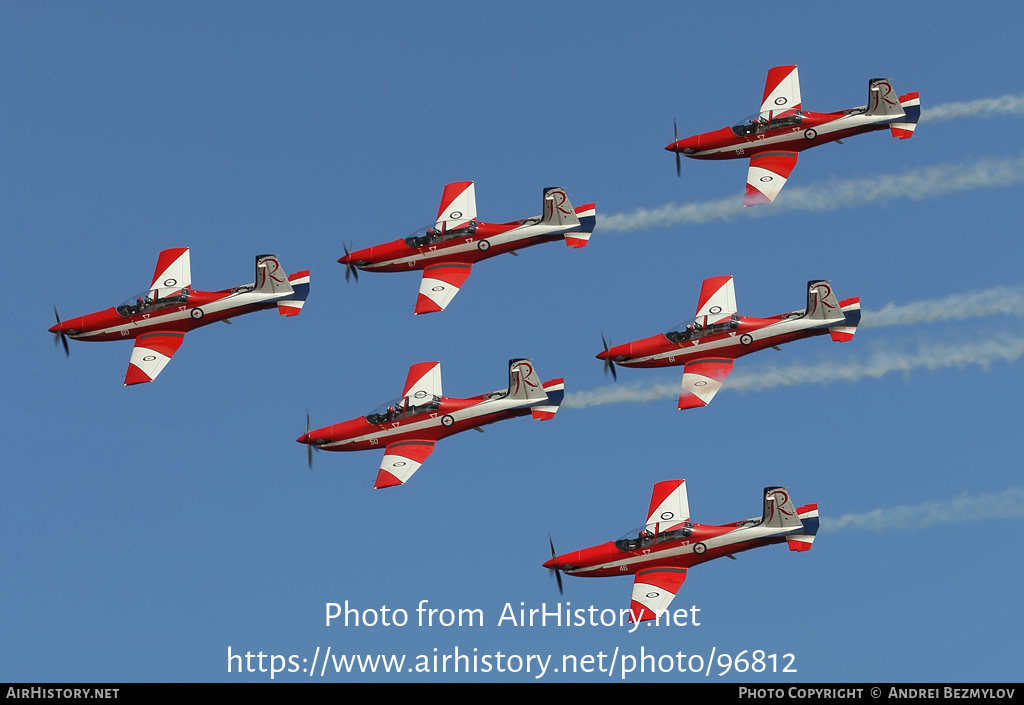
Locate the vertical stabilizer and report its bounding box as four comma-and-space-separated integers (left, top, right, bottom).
761, 487, 803, 530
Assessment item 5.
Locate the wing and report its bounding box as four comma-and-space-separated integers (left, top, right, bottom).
403, 361, 442, 400
646, 480, 691, 527
150, 248, 191, 291
678, 358, 734, 410
435, 181, 477, 232
123, 331, 186, 386
630, 567, 688, 622
414, 262, 473, 315
694, 276, 737, 322
374, 440, 437, 489
760, 65, 801, 114
744, 151, 798, 207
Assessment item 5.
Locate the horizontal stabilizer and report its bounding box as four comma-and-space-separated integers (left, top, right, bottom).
565, 203, 597, 248
830, 297, 861, 341
278, 270, 310, 316
890, 91, 921, 139
531, 378, 564, 420
788, 503, 820, 551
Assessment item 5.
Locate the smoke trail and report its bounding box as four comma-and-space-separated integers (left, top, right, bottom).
823, 487, 1024, 532
922, 94, 1024, 122
864, 285, 1024, 328
599, 152, 1024, 233
563, 335, 1024, 409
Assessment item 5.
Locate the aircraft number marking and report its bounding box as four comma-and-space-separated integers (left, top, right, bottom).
369, 438, 378, 446
120, 329, 129, 336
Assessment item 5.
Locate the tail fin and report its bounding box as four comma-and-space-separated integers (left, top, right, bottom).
890, 92, 921, 139
804, 280, 845, 322
865, 78, 905, 119
507, 358, 548, 402
532, 378, 565, 420
761, 487, 803, 530
787, 503, 820, 552
254, 254, 295, 297
565, 203, 597, 248
829, 296, 861, 342
278, 270, 310, 316
541, 187, 581, 230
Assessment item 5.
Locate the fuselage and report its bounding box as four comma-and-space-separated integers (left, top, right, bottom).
299, 389, 548, 452
598, 310, 836, 370
49, 285, 294, 343
546, 518, 801, 578
339, 210, 594, 273
667, 106, 898, 161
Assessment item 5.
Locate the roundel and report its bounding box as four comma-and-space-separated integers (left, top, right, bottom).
449, 210, 462, 219
441, 414, 455, 427
694, 380, 707, 387
660, 511, 674, 521
694, 542, 707, 555
740, 333, 753, 345
645, 591, 660, 599
804, 128, 817, 140
760, 175, 773, 182
142, 355, 156, 362
709, 306, 721, 314
414, 391, 427, 399
431, 286, 445, 292
163, 278, 177, 287
477, 240, 490, 251
774, 97, 787, 106
190, 308, 204, 320
393, 461, 406, 468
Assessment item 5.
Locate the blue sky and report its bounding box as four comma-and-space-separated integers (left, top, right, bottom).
2, 2, 1022, 683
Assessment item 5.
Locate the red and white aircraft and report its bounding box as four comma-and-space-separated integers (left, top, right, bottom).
49, 248, 310, 386
666, 65, 920, 206
545, 480, 819, 622
597, 276, 860, 409
298, 359, 564, 488
337, 181, 596, 314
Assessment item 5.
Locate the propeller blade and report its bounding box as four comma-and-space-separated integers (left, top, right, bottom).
343, 242, 359, 283
674, 119, 681, 178
306, 412, 313, 470
548, 534, 564, 595
601, 333, 617, 382
53, 306, 70, 357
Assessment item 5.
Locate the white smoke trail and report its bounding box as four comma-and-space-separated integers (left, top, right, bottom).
599, 152, 1024, 233
823, 487, 1024, 532
922, 94, 1024, 122
863, 285, 1024, 328
563, 335, 1024, 409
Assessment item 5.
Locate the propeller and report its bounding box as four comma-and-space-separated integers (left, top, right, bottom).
548, 534, 564, 595
53, 306, 69, 357
342, 242, 359, 283
305, 411, 318, 470
600, 332, 617, 382
674, 119, 681, 178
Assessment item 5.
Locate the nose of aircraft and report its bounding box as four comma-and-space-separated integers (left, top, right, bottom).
666, 135, 699, 153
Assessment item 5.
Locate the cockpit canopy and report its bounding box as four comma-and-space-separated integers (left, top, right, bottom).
116, 287, 191, 317
365, 394, 442, 425
614, 521, 693, 552
731, 109, 805, 137
404, 220, 478, 248
666, 313, 739, 343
